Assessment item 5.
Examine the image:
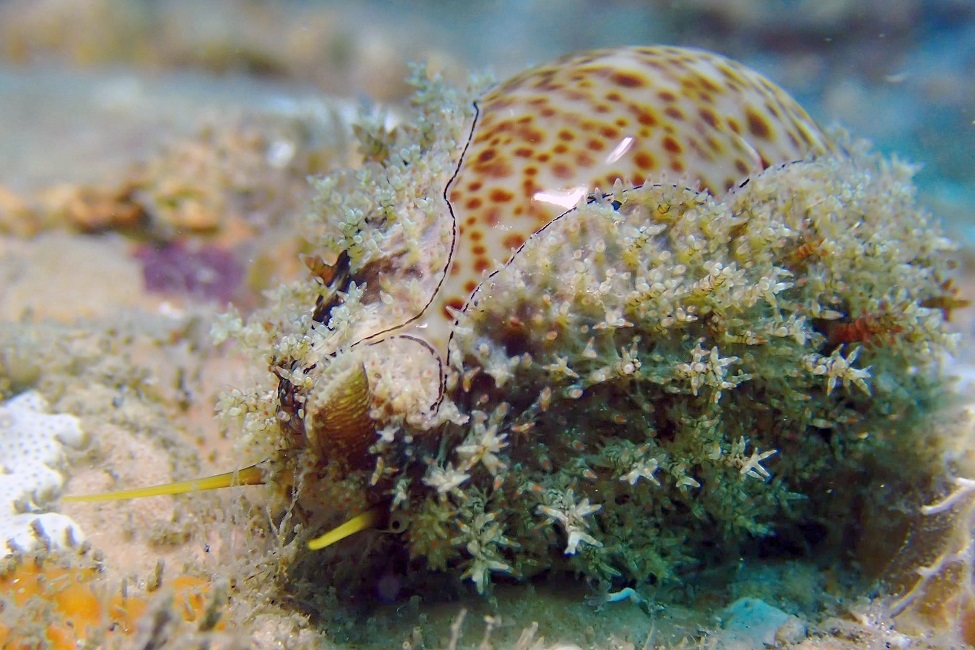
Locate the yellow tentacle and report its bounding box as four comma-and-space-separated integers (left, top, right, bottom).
62, 463, 265, 502
307, 507, 384, 550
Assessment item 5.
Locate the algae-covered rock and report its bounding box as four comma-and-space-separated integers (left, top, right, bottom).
429, 151, 956, 588
213, 48, 960, 598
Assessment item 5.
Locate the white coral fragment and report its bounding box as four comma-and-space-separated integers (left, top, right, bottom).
0, 391, 87, 555
740, 449, 777, 480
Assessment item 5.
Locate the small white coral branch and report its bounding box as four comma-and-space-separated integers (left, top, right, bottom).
921, 477, 975, 516
454, 512, 515, 594
621, 456, 661, 486
422, 463, 470, 498
674, 341, 742, 398
802, 346, 871, 395
454, 406, 510, 476
739, 447, 777, 481
728, 436, 777, 480
536, 488, 603, 555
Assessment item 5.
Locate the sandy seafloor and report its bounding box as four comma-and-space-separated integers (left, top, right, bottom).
1, 1, 975, 648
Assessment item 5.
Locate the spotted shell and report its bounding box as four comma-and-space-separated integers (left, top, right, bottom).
424, 46, 836, 354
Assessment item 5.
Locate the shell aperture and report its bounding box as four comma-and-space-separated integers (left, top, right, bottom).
428, 46, 836, 353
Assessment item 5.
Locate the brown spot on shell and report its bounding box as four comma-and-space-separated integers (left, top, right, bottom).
634, 151, 655, 169
576, 151, 595, 167
611, 71, 647, 88
442, 298, 465, 320
502, 233, 528, 250
636, 110, 658, 127
490, 188, 514, 203
699, 108, 718, 128
746, 108, 772, 139
552, 163, 573, 179
485, 207, 502, 225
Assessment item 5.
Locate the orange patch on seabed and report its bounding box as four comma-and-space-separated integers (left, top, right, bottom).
0, 559, 222, 649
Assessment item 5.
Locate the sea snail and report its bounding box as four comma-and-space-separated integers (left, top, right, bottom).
66, 47, 836, 551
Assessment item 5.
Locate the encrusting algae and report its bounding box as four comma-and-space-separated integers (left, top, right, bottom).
65, 45, 969, 636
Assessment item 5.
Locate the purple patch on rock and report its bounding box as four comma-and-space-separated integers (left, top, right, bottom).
134, 241, 244, 304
